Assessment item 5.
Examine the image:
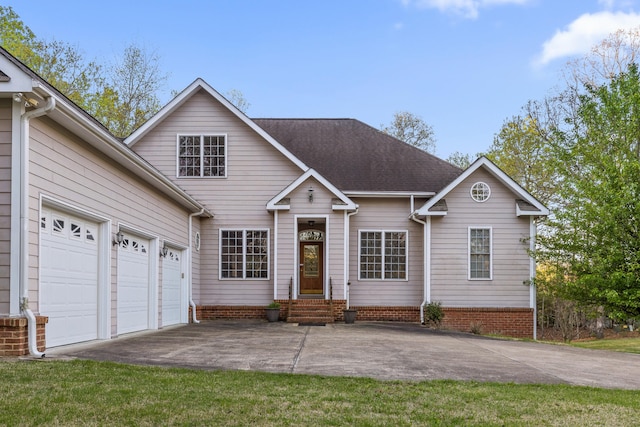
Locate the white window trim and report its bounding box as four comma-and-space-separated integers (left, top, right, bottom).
358, 229, 409, 281
470, 181, 491, 203
468, 226, 493, 281
176, 133, 228, 178
219, 228, 270, 280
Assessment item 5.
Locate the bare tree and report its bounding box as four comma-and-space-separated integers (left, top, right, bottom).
381, 111, 436, 153
225, 89, 251, 114
99, 45, 168, 137
566, 26, 640, 89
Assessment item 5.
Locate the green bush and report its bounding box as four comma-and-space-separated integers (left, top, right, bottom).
424, 301, 444, 327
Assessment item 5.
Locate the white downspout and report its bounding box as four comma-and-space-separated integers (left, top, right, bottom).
273, 210, 278, 300
530, 216, 537, 340
188, 208, 205, 323
410, 212, 430, 324
344, 208, 359, 309
20, 96, 55, 358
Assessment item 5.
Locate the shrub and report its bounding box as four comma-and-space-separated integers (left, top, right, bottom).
424, 301, 444, 327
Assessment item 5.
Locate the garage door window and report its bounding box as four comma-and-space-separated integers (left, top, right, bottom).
41, 212, 96, 244
122, 237, 147, 254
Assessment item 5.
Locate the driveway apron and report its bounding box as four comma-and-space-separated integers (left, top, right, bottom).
49, 320, 640, 390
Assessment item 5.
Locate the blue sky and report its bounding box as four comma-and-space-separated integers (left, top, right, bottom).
5, 0, 640, 158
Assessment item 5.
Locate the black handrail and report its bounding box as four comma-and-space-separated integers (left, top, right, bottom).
287, 277, 293, 321
329, 277, 334, 321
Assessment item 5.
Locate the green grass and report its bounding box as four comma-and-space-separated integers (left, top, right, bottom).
570, 337, 640, 354
1, 360, 639, 426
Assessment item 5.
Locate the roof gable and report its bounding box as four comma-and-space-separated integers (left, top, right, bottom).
416, 157, 549, 217
253, 119, 463, 194
0, 52, 38, 93
124, 79, 308, 172
267, 168, 357, 211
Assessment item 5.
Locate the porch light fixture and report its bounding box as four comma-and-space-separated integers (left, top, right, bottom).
113, 230, 124, 246
160, 242, 168, 258
12, 92, 38, 107
308, 187, 314, 203
308, 220, 315, 227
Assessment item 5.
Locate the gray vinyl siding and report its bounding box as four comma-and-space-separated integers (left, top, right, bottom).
132, 90, 305, 305
348, 198, 423, 306
190, 217, 203, 302
0, 100, 10, 314
430, 168, 531, 307
28, 117, 193, 335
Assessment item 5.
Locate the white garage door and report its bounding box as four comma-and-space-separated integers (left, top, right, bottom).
117, 233, 150, 335
40, 209, 99, 348
162, 248, 183, 326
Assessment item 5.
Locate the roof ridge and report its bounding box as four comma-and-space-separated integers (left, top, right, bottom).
252, 118, 355, 121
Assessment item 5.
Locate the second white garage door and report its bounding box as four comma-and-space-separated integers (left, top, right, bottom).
117, 233, 151, 335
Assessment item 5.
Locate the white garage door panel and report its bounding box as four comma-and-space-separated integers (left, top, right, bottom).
117, 234, 150, 335
162, 249, 182, 326
40, 210, 99, 348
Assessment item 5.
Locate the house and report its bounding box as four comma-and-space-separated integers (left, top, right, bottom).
0, 47, 548, 356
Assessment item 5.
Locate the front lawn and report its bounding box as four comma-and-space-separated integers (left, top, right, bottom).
1, 360, 638, 426
570, 337, 640, 354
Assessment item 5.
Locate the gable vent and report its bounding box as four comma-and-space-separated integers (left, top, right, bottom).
0, 70, 10, 82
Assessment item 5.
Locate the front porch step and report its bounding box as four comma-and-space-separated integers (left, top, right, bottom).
287, 300, 334, 324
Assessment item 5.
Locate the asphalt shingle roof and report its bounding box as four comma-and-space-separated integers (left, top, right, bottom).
253, 118, 462, 193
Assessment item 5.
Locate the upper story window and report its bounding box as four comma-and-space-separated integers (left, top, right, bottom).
177, 134, 226, 178
470, 182, 490, 202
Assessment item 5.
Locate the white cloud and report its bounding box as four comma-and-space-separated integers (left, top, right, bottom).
400, 0, 531, 19
535, 11, 640, 66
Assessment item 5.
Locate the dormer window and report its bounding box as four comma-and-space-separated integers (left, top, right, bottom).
177, 134, 226, 177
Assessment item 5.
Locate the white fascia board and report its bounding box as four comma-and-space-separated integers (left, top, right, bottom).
416, 157, 549, 217
267, 168, 357, 211
270, 203, 291, 211
516, 204, 548, 217
124, 78, 308, 172
420, 210, 447, 217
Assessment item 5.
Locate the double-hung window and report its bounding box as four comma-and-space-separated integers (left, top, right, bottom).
220, 229, 269, 279
177, 134, 226, 177
359, 230, 407, 280
469, 227, 492, 280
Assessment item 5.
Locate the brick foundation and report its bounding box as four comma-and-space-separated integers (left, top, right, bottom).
441, 307, 534, 338
193, 304, 534, 338
351, 306, 420, 322
0, 316, 48, 356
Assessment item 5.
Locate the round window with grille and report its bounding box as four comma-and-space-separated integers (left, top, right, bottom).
470, 182, 491, 202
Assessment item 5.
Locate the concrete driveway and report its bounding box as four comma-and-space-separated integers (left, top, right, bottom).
49, 320, 640, 390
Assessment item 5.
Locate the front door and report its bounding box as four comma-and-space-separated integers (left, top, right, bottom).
299, 241, 324, 294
